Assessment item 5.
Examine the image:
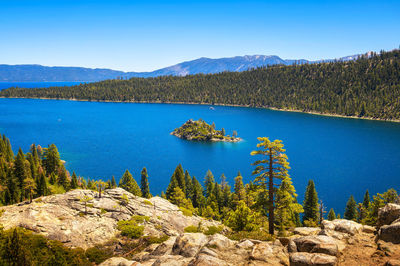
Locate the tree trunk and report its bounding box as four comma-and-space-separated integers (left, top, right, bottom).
268, 149, 274, 235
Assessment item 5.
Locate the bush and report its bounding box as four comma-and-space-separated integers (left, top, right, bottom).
144, 235, 169, 244
131, 215, 150, 223
85, 247, 113, 264
303, 219, 318, 227
184, 225, 200, 233
227, 230, 274, 241
180, 207, 193, 217
204, 225, 224, 235
100, 208, 107, 215
117, 220, 144, 239
143, 200, 153, 206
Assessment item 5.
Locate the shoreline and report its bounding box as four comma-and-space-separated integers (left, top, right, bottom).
171, 132, 242, 143
1, 96, 400, 123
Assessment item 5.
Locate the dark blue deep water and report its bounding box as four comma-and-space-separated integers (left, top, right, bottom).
1, 98, 399, 214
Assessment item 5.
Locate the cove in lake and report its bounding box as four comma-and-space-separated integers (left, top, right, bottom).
0, 98, 399, 213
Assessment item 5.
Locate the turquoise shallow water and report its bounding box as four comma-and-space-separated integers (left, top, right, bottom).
0, 98, 399, 214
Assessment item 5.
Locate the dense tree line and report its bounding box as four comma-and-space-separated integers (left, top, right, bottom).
1, 50, 400, 120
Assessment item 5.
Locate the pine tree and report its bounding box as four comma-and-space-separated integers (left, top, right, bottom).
166, 165, 185, 199
49, 172, 57, 185
191, 176, 205, 208
57, 165, 70, 190
23, 177, 36, 203
328, 208, 336, 221
233, 171, 246, 204
169, 186, 187, 207
275, 176, 303, 231
140, 167, 151, 198
226, 201, 258, 232
251, 137, 291, 235
14, 148, 26, 191
111, 176, 117, 188
70, 171, 78, 189
302, 180, 319, 224
204, 170, 215, 198
43, 144, 61, 175
344, 195, 357, 221
119, 170, 141, 196
363, 190, 370, 210
184, 170, 193, 199
36, 172, 48, 196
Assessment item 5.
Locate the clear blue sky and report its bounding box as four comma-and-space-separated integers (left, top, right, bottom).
1, 0, 399, 71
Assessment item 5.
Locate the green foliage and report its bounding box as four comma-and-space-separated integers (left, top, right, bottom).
184, 225, 201, 233
251, 137, 290, 234
204, 225, 224, 235
179, 207, 193, 217
227, 229, 274, 241
328, 208, 336, 221
143, 200, 153, 206
140, 167, 151, 198
226, 201, 259, 232
303, 180, 319, 224
131, 215, 150, 223
85, 246, 113, 264
0, 228, 91, 265
119, 170, 142, 196
344, 195, 358, 221
117, 220, 144, 239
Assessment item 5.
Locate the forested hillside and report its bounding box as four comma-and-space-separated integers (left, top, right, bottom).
1, 50, 399, 120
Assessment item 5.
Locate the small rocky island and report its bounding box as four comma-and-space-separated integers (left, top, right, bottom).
171, 119, 241, 142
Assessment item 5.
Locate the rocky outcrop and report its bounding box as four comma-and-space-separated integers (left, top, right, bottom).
0, 188, 220, 248
378, 203, 400, 244
321, 219, 362, 236
377, 204, 400, 227
290, 252, 337, 266
293, 235, 338, 256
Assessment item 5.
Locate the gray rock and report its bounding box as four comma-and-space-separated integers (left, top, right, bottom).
189, 254, 228, 266
321, 219, 362, 235
290, 252, 337, 266
378, 204, 400, 227
362, 225, 376, 234
172, 233, 208, 257
294, 227, 321, 236
99, 257, 137, 266
288, 239, 297, 253
293, 235, 338, 256
236, 239, 254, 249
379, 222, 400, 244
207, 234, 235, 250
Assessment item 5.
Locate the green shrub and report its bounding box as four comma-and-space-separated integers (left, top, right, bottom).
145, 235, 169, 244
100, 208, 107, 215
180, 207, 193, 217
227, 230, 274, 241
204, 225, 224, 235
184, 225, 200, 233
85, 247, 113, 264
0, 228, 91, 265
303, 219, 318, 227
143, 200, 153, 206
131, 215, 150, 223
117, 220, 144, 239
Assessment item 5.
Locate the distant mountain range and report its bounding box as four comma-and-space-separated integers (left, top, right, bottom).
0, 53, 367, 82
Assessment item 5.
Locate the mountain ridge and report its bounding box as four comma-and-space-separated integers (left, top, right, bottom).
0, 53, 366, 82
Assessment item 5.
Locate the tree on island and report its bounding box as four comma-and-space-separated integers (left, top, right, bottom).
250, 137, 291, 234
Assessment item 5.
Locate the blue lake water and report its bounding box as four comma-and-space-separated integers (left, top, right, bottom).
0, 81, 86, 90
0, 98, 399, 214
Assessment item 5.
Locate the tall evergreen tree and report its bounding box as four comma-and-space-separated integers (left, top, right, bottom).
344, 195, 358, 221
363, 190, 370, 210
166, 165, 185, 199
42, 144, 60, 175
233, 171, 246, 204
70, 171, 78, 189
57, 165, 70, 190
119, 170, 141, 196
111, 176, 117, 188
140, 167, 151, 198
36, 172, 48, 196
302, 180, 319, 224
275, 176, 303, 231
191, 176, 205, 208
204, 170, 215, 198
184, 170, 193, 199
251, 137, 290, 235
